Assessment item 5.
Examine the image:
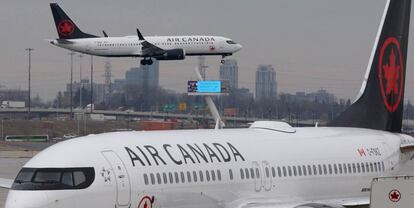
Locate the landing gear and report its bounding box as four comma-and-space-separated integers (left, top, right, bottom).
220, 54, 231, 64
140, 58, 153, 65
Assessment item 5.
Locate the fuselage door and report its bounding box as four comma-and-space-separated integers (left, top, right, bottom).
262, 161, 272, 191
102, 150, 131, 207
252, 161, 262, 192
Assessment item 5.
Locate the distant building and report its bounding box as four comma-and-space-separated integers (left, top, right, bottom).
219, 59, 238, 90
125, 59, 159, 89
255, 65, 277, 100
282, 89, 337, 104
112, 79, 126, 93
0, 89, 28, 102
65, 79, 106, 103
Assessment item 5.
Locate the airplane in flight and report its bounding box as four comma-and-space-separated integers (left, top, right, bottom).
48, 3, 243, 65
1, 0, 413, 207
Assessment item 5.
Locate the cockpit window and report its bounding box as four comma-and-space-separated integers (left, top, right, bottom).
226, 40, 237, 44
12, 167, 94, 191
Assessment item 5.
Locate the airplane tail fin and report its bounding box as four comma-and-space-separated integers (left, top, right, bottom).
50, 3, 97, 39
328, 0, 411, 133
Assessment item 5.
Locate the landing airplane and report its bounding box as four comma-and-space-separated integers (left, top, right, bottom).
2, 0, 413, 207
48, 3, 243, 65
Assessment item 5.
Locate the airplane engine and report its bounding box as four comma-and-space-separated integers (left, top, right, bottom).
155, 49, 186, 60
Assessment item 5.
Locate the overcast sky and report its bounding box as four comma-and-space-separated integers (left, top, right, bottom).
1, 0, 414, 102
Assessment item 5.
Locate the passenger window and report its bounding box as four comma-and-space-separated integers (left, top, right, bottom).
240, 169, 244, 179
245, 168, 250, 179
169, 172, 173, 184
343, 164, 347, 174
187, 172, 191, 183
180, 172, 185, 183
211, 170, 216, 181
323, 165, 327, 175
288, 166, 292, 176
382, 162, 385, 171
193, 171, 198, 182
348, 164, 352, 173
265, 167, 270, 178
302, 165, 306, 176
199, 171, 204, 182
277, 167, 282, 177
313, 165, 317, 175
206, 170, 210, 181
250, 168, 255, 178
255, 168, 260, 178
271, 167, 276, 177
361, 163, 365, 173
334, 164, 338, 174
352, 164, 356, 173
307, 165, 312, 176
144, 174, 148, 185
163, 173, 168, 184
378, 162, 382, 172
283, 166, 287, 177
318, 165, 323, 175
357, 163, 361, 173
374, 162, 378, 172
293, 166, 297, 176
150, 173, 155, 185
156, 173, 161, 184
229, 169, 233, 180
328, 164, 332, 174
174, 172, 179, 184
217, 170, 221, 181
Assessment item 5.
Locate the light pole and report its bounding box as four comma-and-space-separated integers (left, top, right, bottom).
90, 55, 94, 113
25, 48, 34, 119
69, 52, 75, 119
79, 54, 83, 108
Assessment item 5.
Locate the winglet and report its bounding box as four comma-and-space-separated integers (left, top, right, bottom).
137, 28, 145, 40
102, 30, 108, 37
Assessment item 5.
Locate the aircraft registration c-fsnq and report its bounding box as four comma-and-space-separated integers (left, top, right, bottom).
2, 0, 414, 207
48, 3, 242, 65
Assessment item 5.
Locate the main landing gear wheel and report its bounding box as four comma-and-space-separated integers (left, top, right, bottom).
140, 58, 153, 65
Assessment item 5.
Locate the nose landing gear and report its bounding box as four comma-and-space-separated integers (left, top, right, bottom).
140, 58, 153, 65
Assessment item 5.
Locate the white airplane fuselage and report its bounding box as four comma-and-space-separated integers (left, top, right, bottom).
5, 125, 413, 208
50, 35, 243, 58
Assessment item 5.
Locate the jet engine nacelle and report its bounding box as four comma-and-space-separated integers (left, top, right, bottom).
155, 49, 185, 60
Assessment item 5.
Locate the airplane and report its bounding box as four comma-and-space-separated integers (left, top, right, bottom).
48, 3, 243, 65
1, 0, 413, 207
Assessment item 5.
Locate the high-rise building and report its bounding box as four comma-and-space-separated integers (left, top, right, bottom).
125, 59, 159, 89
255, 65, 277, 100
219, 59, 238, 90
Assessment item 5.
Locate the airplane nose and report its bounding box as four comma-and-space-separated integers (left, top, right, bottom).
236, 44, 243, 51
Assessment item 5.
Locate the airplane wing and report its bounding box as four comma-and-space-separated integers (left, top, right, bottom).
0, 178, 13, 189
136, 28, 165, 57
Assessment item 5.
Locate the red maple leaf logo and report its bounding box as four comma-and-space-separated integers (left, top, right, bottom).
58, 21, 74, 36
382, 48, 400, 95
